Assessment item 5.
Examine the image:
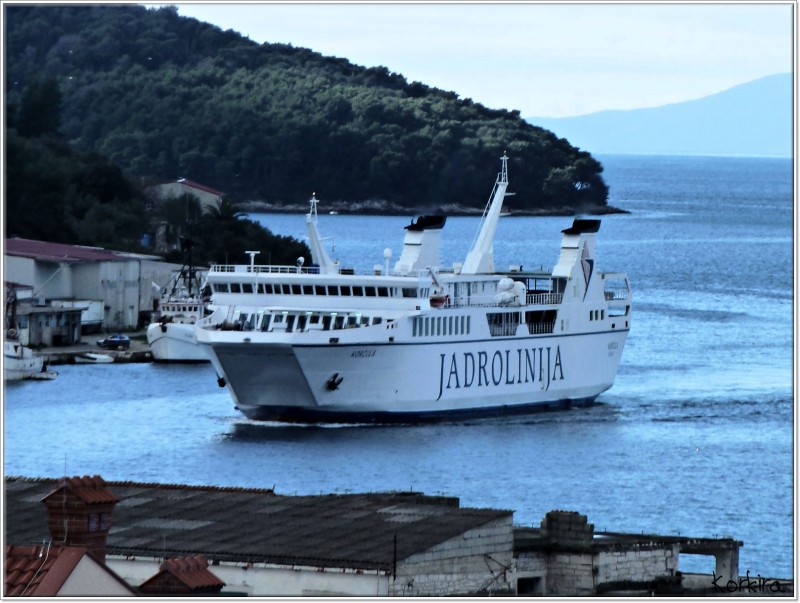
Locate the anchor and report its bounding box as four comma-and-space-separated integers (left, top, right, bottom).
326, 373, 343, 391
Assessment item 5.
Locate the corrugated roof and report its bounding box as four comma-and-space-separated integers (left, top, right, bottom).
4, 545, 83, 596
5, 238, 132, 264
6, 477, 512, 571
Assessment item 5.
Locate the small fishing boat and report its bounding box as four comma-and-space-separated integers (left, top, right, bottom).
74, 352, 114, 364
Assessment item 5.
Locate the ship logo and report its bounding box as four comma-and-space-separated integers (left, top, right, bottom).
581, 243, 593, 299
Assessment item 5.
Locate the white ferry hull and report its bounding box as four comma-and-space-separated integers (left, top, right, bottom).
147, 323, 210, 363
202, 328, 628, 423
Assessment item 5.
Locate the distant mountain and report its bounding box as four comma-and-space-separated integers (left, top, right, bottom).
527, 74, 792, 157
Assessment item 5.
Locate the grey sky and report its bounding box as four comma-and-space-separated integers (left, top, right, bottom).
167, 3, 793, 118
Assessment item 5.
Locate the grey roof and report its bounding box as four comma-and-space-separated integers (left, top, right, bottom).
5, 477, 512, 571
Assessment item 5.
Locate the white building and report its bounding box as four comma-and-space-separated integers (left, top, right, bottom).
4, 238, 189, 331
149, 177, 225, 214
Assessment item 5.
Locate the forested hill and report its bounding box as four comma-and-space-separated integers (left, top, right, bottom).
6, 4, 612, 213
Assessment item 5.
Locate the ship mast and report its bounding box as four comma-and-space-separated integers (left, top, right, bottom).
462, 153, 510, 274
305, 193, 335, 274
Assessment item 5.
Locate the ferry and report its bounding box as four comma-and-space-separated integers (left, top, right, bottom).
196, 155, 632, 423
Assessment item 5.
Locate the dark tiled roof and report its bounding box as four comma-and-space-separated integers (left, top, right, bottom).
6, 477, 511, 571
41, 475, 120, 505
5, 239, 132, 264
4, 545, 83, 596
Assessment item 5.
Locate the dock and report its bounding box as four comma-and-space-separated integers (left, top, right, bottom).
34, 330, 153, 365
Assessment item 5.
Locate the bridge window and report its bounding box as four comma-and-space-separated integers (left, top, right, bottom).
242, 283, 253, 294
365, 286, 377, 297
378, 287, 389, 297
230, 283, 241, 293
303, 285, 314, 295
341, 285, 351, 296
353, 286, 364, 296
402, 288, 418, 298
292, 284, 301, 295
213, 283, 228, 293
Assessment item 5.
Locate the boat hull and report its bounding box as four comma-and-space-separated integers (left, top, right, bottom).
147, 323, 210, 363
203, 328, 628, 424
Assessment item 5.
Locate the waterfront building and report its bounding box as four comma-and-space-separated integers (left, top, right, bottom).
5, 475, 749, 596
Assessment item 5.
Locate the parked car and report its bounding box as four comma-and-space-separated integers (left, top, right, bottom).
97, 334, 130, 350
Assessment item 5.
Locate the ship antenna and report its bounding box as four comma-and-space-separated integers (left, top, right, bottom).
462, 152, 510, 274
309, 192, 319, 223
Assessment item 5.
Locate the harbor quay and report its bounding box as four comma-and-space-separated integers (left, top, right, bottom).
4, 475, 792, 597
33, 330, 154, 365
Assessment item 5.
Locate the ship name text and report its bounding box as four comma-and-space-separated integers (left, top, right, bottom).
437, 346, 564, 400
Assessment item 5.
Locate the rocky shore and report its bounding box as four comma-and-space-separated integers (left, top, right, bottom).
238, 199, 630, 217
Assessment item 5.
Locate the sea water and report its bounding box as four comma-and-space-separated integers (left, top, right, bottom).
4, 155, 793, 577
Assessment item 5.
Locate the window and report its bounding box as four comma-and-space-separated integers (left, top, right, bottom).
99, 513, 108, 531
436, 317, 441, 336
327, 285, 339, 296
285, 315, 296, 332
260, 314, 271, 331
309, 315, 320, 324
424, 317, 430, 336
360, 316, 370, 326
282, 284, 292, 295
347, 315, 358, 327
257, 284, 265, 294
402, 288, 418, 298
263, 284, 273, 294
466, 316, 471, 334
448, 316, 453, 335
322, 316, 332, 330
315, 285, 327, 295
372, 317, 382, 325
213, 283, 228, 293
242, 283, 253, 293
292, 284, 301, 295
601, 310, 604, 320
353, 286, 364, 296
378, 287, 389, 297
88, 514, 98, 532
230, 283, 241, 293
413, 317, 418, 337
334, 315, 345, 329
297, 315, 307, 331
303, 285, 314, 295
365, 287, 376, 297
340, 286, 351, 296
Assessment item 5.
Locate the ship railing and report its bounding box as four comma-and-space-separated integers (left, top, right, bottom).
525, 292, 563, 306
603, 287, 629, 301
489, 323, 519, 337
527, 321, 556, 335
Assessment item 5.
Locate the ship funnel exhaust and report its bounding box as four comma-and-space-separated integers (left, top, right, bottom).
393, 215, 446, 273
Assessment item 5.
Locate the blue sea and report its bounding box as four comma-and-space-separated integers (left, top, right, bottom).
4, 155, 794, 578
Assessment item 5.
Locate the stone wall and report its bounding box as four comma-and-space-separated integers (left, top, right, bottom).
595, 544, 679, 587
390, 516, 514, 596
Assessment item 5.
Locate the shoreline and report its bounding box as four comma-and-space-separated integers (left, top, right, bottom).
238, 202, 630, 217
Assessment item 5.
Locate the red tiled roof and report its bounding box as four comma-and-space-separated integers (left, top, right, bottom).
176, 178, 225, 197
160, 556, 225, 590
4, 545, 84, 596
41, 475, 120, 505
5, 239, 131, 264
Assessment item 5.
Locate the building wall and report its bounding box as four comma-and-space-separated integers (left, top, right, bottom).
106, 557, 390, 597
595, 544, 679, 586
514, 544, 680, 596
390, 516, 515, 596
154, 183, 221, 213
5, 256, 72, 299
57, 556, 133, 596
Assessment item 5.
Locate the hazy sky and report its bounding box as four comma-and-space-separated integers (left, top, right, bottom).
168, 3, 793, 118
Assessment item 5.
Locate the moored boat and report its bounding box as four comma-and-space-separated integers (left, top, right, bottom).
146, 229, 215, 362
196, 155, 632, 423
74, 352, 114, 364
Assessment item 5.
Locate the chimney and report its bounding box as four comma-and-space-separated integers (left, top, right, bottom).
40, 475, 120, 564
138, 555, 225, 595
393, 215, 446, 273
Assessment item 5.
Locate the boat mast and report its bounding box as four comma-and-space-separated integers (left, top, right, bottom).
462, 153, 509, 274
306, 193, 335, 274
